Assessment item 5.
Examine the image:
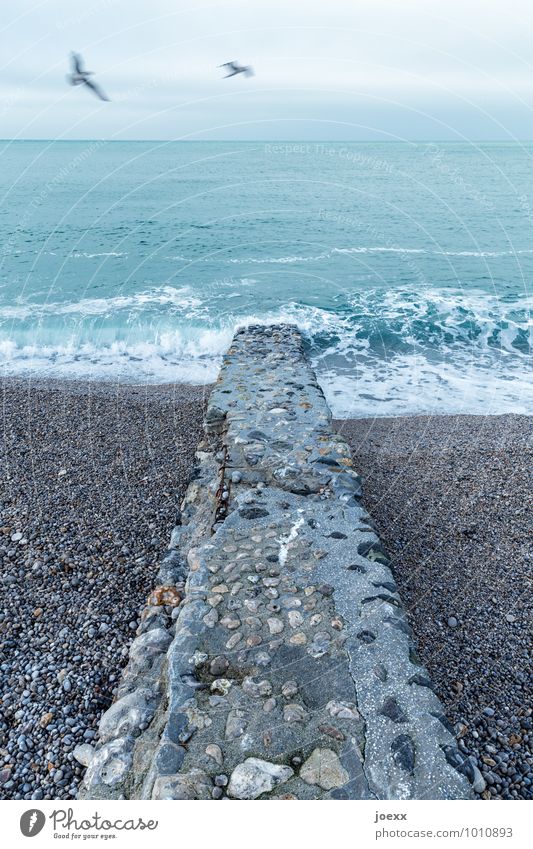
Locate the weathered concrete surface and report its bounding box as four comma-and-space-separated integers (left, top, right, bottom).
81, 325, 476, 800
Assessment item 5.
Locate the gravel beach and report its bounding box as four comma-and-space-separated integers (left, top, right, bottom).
0, 378, 207, 800
337, 414, 532, 800
0, 382, 530, 801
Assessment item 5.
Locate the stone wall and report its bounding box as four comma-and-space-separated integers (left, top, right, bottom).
80, 325, 477, 800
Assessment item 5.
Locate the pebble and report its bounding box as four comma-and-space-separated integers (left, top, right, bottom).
12, 342, 525, 803
225, 632, 242, 650
0, 380, 204, 801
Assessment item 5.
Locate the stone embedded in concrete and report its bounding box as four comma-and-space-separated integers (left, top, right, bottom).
152, 769, 212, 800
206, 744, 223, 765
391, 734, 416, 774
73, 743, 95, 768
283, 703, 308, 723
83, 736, 134, 791
380, 697, 408, 724
227, 758, 294, 799
98, 689, 158, 742
128, 628, 173, 673
153, 742, 186, 775
225, 709, 247, 740
300, 748, 350, 791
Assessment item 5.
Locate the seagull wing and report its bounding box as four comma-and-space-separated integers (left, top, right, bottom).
83, 78, 110, 101
71, 52, 84, 74
244, 66, 254, 77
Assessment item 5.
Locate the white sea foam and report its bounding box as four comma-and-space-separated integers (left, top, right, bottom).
4, 245, 533, 264
227, 252, 332, 264
224, 246, 533, 263
1, 287, 530, 417
319, 355, 533, 418
69, 251, 127, 259
333, 247, 426, 255
0, 286, 203, 320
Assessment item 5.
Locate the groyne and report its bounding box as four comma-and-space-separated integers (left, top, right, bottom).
80, 325, 476, 800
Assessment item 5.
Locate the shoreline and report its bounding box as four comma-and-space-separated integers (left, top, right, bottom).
0, 377, 531, 800
3, 372, 529, 421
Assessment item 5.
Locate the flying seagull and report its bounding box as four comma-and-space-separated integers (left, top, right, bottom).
67, 52, 110, 101
218, 60, 254, 78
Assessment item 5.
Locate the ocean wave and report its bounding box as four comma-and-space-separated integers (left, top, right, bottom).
225, 246, 533, 264
0, 286, 203, 320
0, 249, 127, 259
0, 288, 530, 416
227, 253, 332, 264
68, 251, 127, 259
4, 245, 533, 266
0, 327, 233, 386
333, 247, 426, 255
434, 249, 533, 257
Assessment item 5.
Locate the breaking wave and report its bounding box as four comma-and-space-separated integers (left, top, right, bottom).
0, 285, 530, 416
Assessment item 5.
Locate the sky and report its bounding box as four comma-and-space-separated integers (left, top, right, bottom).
2, 0, 533, 140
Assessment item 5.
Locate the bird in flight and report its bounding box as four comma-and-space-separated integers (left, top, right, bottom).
67, 52, 110, 101
218, 60, 254, 78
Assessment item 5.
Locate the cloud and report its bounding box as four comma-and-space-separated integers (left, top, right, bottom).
1, 0, 533, 139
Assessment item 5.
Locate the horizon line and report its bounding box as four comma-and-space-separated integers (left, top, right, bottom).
3, 138, 533, 144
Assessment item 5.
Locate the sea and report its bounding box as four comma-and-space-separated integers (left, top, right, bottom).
0, 140, 531, 417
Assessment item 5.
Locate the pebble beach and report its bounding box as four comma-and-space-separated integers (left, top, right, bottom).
338, 414, 532, 800
0, 380, 530, 800
0, 379, 207, 800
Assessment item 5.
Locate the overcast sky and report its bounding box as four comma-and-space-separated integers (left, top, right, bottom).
2, 0, 533, 140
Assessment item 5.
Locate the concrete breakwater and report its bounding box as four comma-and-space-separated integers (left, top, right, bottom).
80, 325, 476, 800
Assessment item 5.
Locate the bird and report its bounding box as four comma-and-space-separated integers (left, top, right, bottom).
67, 52, 110, 101
218, 60, 254, 78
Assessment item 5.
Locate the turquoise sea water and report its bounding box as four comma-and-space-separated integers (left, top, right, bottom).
0, 140, 531, 416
